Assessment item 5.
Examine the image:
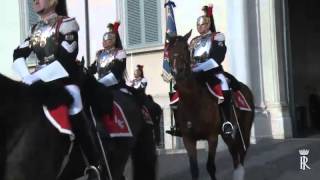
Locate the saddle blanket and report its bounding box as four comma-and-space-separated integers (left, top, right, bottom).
233, 91, 252, 111
102, 101, 133, 138
43, 105, 75, 140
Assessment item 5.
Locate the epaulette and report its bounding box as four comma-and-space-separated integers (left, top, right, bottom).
96, 49, 104, 57
59, 17, 79, 35
189, 35, 201, 50
212, 32, 225, 42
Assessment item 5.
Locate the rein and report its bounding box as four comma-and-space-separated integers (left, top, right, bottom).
168, 38, 191, 80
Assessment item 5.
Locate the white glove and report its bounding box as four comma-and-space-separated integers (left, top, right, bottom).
192, 63, 201, 72
192, 58, 219, 72
98, 73, 118, 87
22, 74, 40, 85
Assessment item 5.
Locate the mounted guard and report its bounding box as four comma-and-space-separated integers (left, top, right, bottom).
12, 0, 106, 179
130, 64, 148, 92
88, 22, 126, 88
166, 5, 234, 136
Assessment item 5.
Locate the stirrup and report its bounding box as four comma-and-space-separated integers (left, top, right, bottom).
222, 121, 234, 135
165, 127, 182, 137
84, 165, 101, 180
170, 104, 178, 110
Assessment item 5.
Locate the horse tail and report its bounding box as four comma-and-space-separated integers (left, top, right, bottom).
240, 82, 255, 123
131, 122, 157, 180
0, 122, 5, 179
237, 82, 255, 151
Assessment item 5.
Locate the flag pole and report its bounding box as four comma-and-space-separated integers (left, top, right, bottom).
84, 0, 91, 67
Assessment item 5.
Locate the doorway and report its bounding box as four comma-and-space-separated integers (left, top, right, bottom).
287, 0, 320, 137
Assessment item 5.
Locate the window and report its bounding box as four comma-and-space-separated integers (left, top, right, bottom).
124, 0, 162, 50
27, 0, 39, 29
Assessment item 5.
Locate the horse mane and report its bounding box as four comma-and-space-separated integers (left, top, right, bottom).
0, 74, 30, 105
81, 73, 114, 116
0, 74, 73, 117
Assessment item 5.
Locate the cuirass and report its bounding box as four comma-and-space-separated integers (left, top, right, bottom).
97, 50, 116, 78
192, 33, 212, 63
30, 17, 58, 65
132, 79, 142, 89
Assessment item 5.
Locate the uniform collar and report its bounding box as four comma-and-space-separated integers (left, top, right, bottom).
104, 47, 117, 54
39, 13, 58, 25
200, 31, 212, 39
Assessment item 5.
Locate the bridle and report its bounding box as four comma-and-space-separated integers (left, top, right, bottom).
168, 38, 191, 79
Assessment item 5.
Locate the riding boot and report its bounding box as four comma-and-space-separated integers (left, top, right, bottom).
165, 108, 182, 137
221, 90, 234, 135
70, 112, 106, 180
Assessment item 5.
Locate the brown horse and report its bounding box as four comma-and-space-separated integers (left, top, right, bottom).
166, 31, 255, 180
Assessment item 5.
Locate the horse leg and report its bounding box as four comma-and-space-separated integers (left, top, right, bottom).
131, 124, 157, 180
207, 136, 218, 180
221, 135, 245, 180
103, 138, 132, 180
183, 137, 199, 180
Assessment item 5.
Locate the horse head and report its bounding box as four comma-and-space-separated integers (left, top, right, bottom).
166, 30, 192, 80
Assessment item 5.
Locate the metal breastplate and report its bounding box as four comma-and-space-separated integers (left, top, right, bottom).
192, 33, 212, 63
132, 79, 142, 89
30, 19, 58, 66
97, 50, 116, 78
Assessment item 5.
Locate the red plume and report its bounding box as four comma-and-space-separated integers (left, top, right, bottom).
113, 22, 120, 32
208, 4, 213, 17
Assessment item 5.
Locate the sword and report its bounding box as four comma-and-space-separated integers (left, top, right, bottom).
89, 107, 113, 180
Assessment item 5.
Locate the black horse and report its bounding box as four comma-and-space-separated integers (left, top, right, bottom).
0, 71, 157, 180
0, 74, 72, 180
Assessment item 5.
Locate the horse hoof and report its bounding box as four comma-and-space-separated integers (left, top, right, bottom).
233, 165, 245, 180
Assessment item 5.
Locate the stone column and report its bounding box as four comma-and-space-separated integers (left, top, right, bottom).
226, 0, 292, 139
255, 0, 292, 138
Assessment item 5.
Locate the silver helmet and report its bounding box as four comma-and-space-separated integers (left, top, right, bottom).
197, 15, 211, 26
103, 23, 118, 45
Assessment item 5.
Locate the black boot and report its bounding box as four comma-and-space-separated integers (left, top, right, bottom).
221, 90, 234, 135
165, 108, 182, 137
70, 112, 106, 180
165, 125, 182, 137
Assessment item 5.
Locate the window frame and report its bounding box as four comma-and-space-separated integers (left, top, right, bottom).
19, 0, 39, 67
119, 0, 163, 52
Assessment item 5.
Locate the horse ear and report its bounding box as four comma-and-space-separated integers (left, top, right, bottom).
81, 56, 85, 66
183, 30, 192, 41
166, 33, 173, 43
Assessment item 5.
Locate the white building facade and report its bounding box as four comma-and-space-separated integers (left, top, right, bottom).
2, 0, 314, 150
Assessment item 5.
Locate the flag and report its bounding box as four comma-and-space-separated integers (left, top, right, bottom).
161, 0, 177, 83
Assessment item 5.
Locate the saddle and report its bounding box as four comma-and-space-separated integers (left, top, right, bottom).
28, 80, 73, 109
193, 71, 251, 111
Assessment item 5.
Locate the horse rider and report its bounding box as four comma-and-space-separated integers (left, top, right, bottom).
130, 64, 148, 93
12, 0, 105, 178
166, 5, 234, 136
88, 22, 126, 88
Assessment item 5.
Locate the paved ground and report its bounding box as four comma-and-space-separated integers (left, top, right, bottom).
157, 135, 320, 180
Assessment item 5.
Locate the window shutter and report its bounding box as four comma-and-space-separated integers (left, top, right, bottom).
124, 0, 162, 50
143, 0, 160, 43
127, 0, 142, 46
